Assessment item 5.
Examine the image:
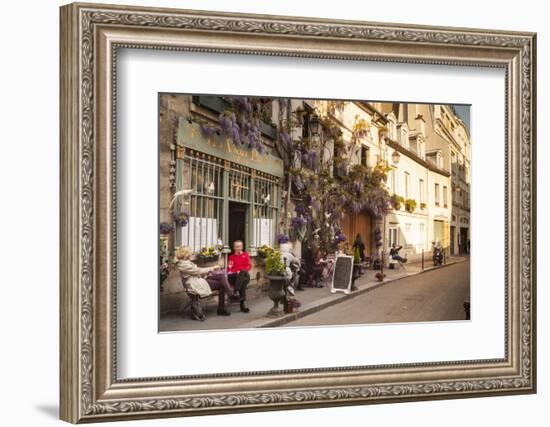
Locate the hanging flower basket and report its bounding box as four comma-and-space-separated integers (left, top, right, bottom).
174, 211, 190, 227
159, 222, 173, 235
196, 246, 220, 262
404, 198, 417, 213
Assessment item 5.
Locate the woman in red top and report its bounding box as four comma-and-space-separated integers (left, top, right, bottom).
227, 240, 251, 313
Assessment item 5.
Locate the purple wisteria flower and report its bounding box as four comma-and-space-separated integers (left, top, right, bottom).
174, 211, 190, 227
200, 123, 218, 138
280, 131, 293, 152
292, 174, 305, 191
334, 230, 347, 245
350, 200, 363, 214
291, 216, 307, 229
277, 233, 290, 244
352, 180, 364, 193
159, 222, 173, 235
309, 197, 321, 212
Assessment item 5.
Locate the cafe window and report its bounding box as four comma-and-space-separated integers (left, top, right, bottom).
177, 154, 224, 253
253, 174, 279, 247
175, 150, 280, 253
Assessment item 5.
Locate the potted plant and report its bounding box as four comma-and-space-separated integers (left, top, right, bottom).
265, 249, 287, 316
159, 222, 173, 236
255, 244, 274, 266
257, 244, 274, 259
173, 210, 189, 227
196, 246, 220, 263
390, 194, 404, 210
404, 198, 417, 213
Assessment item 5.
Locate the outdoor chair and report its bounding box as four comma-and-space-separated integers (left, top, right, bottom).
179, 273, 219, 321
388, 257, 406, 271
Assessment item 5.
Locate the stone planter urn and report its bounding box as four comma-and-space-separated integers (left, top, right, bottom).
266, 275, 287, 317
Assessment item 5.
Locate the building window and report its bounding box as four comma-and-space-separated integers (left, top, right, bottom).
389, 227, 398, 247
443, 185, 448, 207
404, 172, 410, 198
437, 153, 443, 169
361, 145, 370, 167
177, 155, 224, 253
435, 183, 440, 206
252, 175, 279, 248
419, 179, 425, 204
176, 152, 280, 253
390, 170, 397, 193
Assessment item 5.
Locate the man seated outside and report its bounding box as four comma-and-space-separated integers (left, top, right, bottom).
227, 240, 251, 313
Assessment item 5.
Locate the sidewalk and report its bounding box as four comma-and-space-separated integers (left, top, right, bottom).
159, 256, 468, 332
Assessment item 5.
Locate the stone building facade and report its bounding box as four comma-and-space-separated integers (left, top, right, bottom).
158, 95, 469, 314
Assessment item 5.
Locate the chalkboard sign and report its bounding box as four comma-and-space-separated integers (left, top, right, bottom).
331, 255, 353, 295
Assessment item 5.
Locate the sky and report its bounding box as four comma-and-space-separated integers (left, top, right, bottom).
451, 104, 471, 131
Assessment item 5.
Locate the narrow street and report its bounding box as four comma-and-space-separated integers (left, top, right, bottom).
285, 261, 470, 327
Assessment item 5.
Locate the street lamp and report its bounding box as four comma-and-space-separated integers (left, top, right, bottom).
391, 149, 401, 164
309, 112, 320, 137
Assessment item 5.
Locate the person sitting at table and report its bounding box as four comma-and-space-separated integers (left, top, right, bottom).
176, 246, 235, 318
280, 242, 301, 291
227, 240, 251, 313
303, 242, 324, 288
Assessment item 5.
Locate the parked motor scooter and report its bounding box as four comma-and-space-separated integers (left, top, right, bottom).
432, 242, 444, 266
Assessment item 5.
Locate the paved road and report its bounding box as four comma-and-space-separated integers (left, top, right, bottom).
285, 261, 470, 327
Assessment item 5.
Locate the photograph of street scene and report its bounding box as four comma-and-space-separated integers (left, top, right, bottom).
159, 94, 471, 332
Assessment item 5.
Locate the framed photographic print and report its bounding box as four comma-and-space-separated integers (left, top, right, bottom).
60, 2, 537, 423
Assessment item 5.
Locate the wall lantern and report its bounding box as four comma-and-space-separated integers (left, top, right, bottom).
309, 112, 321, 137
391, 149, 401, 164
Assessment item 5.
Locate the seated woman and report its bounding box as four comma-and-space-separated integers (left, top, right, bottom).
176, 246, 235, 318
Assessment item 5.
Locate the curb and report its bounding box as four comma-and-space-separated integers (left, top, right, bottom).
248, 257, 468, 328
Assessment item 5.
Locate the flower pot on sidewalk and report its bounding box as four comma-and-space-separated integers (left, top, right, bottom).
264, 249, 288, 317
266, 275, 287, 316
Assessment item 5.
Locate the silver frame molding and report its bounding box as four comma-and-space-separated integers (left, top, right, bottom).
60, 2, 537, 423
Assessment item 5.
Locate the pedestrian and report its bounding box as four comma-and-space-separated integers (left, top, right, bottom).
352, 233, 366, 261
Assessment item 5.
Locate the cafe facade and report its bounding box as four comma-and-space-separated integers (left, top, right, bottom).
173, 115, 284, 258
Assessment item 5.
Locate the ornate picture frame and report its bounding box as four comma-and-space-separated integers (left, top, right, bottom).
60, 2, 536, 423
